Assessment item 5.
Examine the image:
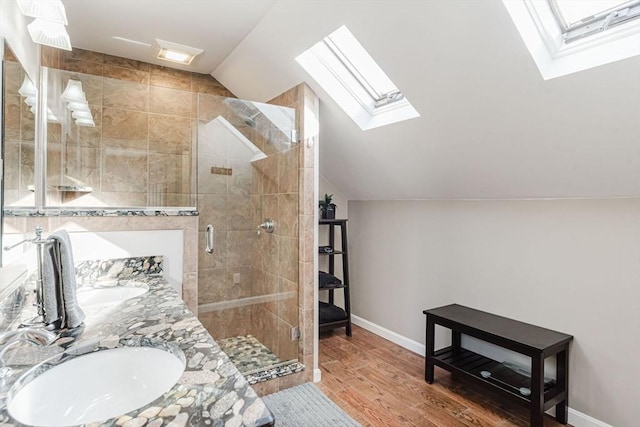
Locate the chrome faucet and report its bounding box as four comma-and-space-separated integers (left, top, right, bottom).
0, 328, 57, 377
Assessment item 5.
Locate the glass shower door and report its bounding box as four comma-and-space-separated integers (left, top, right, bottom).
196, 93, 300, 375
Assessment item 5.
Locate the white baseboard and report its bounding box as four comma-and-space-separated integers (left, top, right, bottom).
567, 409, 613, 427
350, 315, 611, 427
351, 315, 425, 355
313, 368, 322, 383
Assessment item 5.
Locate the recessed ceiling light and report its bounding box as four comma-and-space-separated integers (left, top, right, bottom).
155, 39, 203, 65
158, 49, 191, 63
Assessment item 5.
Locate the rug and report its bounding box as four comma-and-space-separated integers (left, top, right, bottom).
262, 383, 361, 427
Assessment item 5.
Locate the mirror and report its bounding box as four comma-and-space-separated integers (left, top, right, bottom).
2, 40, 38, 269
2, 42, 36, 210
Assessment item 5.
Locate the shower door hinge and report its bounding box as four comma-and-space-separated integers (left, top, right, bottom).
290, 326, 301, 341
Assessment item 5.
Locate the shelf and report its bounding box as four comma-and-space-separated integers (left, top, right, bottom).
319, 301, 349, 333
319, 250, 343, 256
433, 347, 559, 406
318, 219, 351, 336
319, 283, 345, 290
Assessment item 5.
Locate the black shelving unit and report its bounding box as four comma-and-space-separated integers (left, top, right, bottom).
318, 219, 351, 336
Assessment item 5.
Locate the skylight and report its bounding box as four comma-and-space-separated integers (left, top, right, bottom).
550, 0, 640, 43
503, 0, 640, 80
296, 25, 419, 131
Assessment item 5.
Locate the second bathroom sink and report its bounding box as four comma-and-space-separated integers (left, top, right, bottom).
76, 282, 149, 306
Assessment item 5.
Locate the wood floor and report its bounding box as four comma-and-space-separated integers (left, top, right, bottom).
317, 325, 571, 427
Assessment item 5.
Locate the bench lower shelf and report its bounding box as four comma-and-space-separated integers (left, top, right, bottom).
433, 347, 563, 408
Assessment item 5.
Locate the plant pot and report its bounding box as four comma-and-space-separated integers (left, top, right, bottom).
320, 204, 336, 219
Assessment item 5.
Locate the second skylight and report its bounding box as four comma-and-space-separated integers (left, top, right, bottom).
297, 25, 418, 131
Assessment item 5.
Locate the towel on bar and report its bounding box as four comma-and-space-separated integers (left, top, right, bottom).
41, 246, 59, 325
319, 271, 342, 289
42, 230, 85, 329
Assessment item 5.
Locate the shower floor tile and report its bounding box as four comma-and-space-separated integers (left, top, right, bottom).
218, 334, 281, 373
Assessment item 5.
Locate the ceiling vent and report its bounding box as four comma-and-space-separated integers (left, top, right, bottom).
155, 39, 203, 65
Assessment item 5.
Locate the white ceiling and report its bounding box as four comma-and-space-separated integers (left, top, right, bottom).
63, 0, 640, 200
63, 0, 276, 73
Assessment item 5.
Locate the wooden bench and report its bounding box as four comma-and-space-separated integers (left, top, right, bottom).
424, 304, 573, 427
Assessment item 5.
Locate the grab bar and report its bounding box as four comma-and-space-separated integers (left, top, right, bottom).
205, 224, 214, 254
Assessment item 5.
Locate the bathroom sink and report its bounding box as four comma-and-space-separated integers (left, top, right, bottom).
7, 340, 185, 426
77, 283, 149, 306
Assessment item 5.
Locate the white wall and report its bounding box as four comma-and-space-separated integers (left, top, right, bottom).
348, 198, 639, 427
0, 0, 39, 82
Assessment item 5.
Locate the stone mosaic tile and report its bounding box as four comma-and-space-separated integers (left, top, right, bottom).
76, 256, 164, 282
217, 335, 305, 385
3, 208, 198, 217
217, 334, 281, 374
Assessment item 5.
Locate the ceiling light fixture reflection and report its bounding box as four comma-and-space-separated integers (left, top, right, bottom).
71, 111, 92, 120
61, 80, 95, 127
61, 80, 86, 102
18, 77, 36, 97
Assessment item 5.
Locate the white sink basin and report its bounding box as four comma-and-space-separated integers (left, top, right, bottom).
8, 341, 185, 426
77, 284, 149, 306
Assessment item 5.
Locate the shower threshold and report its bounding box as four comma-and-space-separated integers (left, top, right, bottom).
218, 334, 305, 385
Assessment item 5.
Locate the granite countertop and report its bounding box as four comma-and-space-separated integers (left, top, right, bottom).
0, 256, 275, 427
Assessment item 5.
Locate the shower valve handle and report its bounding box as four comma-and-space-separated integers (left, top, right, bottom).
257, 219, 275, 235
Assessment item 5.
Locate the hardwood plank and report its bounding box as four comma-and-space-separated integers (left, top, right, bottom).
319, 326, 573, 427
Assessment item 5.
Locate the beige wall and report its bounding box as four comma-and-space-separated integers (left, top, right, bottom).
347, 198, 640, 427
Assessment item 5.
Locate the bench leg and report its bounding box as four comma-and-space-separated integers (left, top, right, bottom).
530, 354, 545, 427
425, 316, 435, 383
555, 348, 569, 424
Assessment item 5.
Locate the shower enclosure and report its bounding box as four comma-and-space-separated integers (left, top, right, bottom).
21, 66, 304, 377
196, 93, 301, 376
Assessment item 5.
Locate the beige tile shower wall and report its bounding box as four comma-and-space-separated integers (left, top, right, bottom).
40, 46, 234, 207
2, 215, 199, 314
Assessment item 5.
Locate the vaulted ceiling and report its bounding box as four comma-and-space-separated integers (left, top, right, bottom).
63, 0, 640, 200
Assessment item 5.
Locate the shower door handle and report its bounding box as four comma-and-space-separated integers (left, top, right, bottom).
205, 224, 214, 254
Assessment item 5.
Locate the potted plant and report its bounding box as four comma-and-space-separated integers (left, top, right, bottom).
319, 193, 336, 219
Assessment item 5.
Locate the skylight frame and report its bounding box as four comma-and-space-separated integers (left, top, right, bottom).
548, 0, 640, 43
296, 25, 419, 131
503, 0, 640, 80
